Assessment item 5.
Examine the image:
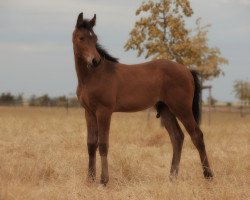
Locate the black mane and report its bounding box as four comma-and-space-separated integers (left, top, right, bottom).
96, 43, 119, 63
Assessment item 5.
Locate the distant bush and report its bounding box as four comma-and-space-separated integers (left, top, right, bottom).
28, 94, 79, 107
0, 93, 23, 106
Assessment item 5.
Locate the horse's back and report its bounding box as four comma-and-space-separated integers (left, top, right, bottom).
112, 59, 193, 112
116, 59, 192, 86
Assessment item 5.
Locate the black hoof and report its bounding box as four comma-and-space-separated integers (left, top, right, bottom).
100, 178, 109, 186
204, 170, 213, 180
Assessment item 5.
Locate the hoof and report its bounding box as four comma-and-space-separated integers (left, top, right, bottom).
100, 176, 109, 186
203, 170, 213, 180
100, 178, 109, 186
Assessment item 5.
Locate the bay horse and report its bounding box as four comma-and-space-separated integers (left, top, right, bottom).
72, 13, 213, 185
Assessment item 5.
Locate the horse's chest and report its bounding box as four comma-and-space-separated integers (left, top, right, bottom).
77, 86, 92, 110
78, 92, 87, 108
77, 84, 115, 111
77, 86, 101, 111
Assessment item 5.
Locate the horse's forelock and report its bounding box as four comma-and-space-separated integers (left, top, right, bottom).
77, 19, 93, 30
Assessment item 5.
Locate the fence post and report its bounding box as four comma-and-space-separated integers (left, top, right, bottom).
202, 85, 212, 126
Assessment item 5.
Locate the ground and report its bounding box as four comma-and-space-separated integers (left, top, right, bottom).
0, 107, 249, 200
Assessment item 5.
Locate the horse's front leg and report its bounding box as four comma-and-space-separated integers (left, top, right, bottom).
85, 110, 98, 181
96, 108, 112, 185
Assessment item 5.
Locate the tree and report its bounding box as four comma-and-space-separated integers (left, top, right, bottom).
234, 80, 250, 117
188, 18, 228, 79
39, 95, 51, 106
0, 93, 15, 105
124, 0, 228, 80
56, 96, 67, 107
234, 80, 250, 105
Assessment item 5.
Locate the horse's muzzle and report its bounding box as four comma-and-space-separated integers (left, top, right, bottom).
92, 58, 101, 67
86, 58, 102, 70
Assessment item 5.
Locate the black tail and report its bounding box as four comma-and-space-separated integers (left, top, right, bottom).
191, 70, 201, 125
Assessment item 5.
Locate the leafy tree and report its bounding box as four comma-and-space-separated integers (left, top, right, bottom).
234, 80, 250, 105
0, 93, 15, 105
37, 94, 51, 106
55, 96, 67, 107
188, 18, 228, 79
0, 92, 24, 106
125, 0, 228, 80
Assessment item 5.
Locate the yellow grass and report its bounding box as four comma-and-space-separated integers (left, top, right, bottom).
0, 107, 249, 200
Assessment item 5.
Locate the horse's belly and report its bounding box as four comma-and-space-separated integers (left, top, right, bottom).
114, 88, 159, 112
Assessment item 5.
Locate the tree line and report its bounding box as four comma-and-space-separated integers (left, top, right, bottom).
0, 93, 79, 107
1, 85, 250, 108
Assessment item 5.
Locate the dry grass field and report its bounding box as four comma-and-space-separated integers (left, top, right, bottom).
0, 106, 249, 200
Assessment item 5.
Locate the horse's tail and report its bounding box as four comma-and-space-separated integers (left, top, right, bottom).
190, 70, 201, 125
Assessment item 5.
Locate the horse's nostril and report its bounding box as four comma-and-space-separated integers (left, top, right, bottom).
92, 58, 100, 67
92, 59, 98, 66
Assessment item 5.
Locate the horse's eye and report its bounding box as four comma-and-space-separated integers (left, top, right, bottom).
79, 37, 85, 41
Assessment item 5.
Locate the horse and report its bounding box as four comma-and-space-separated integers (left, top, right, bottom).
72, 13, 213, 185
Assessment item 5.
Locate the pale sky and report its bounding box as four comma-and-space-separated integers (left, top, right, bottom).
0, 0, 249, 102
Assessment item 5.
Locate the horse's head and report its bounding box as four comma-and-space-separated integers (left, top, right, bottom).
73, 13, 101, 69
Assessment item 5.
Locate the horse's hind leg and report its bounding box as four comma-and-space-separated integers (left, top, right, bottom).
160, 105, 184, 179
178, 112, 213, 178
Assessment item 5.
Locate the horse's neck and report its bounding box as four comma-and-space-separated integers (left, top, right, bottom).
74, 54, 90, 84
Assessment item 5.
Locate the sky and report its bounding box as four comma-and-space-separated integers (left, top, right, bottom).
0, 0, 249, 102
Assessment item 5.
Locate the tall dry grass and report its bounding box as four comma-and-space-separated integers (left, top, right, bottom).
0, 107, 249, 200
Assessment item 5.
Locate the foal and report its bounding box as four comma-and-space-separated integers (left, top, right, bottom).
72, 13, 213, 185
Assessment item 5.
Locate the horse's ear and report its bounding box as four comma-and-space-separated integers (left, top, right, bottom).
76, 12, 84, 28
89, 14, 96, 27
